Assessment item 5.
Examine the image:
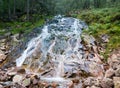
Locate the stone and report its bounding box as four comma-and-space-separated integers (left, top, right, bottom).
101, 78, 113, 88
105, 68, 115, 78
0, 54, 6, 60
22, 78, 31, 87
89, 62, 103, 77
13, 75, 23, 83
51, 82, 58, 88
7, 71, 17, 76
32, 78, 38, 85
113, 77, 120, 88
84, 77, 96, 86
91, 85, 101, 88
68, 81, 74, 88
108, 57, 120, 70
0, 85, 3, 88
17, 68, 26, 74
101, 34, 109, 43
72, 79, 79, 84
0, 39, 6, 43
0, 50, 4, 54
115, 68, 120, 77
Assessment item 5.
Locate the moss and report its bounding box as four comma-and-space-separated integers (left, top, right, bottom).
76, 7, 120, 61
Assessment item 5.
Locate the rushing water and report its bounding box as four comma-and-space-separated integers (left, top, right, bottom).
16, 15, 103, 87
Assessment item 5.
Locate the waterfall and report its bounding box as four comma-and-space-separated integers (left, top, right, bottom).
16, 15, 89, 81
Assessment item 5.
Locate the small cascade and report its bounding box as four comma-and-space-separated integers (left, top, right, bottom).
16, 15, 103, 87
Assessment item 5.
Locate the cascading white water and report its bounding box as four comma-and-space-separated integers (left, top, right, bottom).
16, 16, 92, 82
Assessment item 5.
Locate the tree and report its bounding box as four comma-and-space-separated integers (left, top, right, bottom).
13, 0, 16, 16
8, 0, 11, 19
27, 0, 30, 21
93, 0, 101, 8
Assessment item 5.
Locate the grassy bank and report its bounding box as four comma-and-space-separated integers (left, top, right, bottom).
0, 15, 53, 35
76, 7, 120, 60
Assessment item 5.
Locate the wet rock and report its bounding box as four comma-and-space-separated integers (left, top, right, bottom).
115, 68, 120, 77
105, 68, 115, 78
101, 78, 114, 88
113, 77, 120, 88
13, 75, 23, 83
22, 78, 31, 87
0, 81, 13, 87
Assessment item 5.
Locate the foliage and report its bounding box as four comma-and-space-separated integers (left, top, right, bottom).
76, 7, 120, 60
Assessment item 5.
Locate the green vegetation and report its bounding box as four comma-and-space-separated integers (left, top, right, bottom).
0, 15, 53, 35
76, 7, 120, 60
0, 19, 45, 35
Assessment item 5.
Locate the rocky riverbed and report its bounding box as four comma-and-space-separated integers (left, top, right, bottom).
0, 39, 120, 88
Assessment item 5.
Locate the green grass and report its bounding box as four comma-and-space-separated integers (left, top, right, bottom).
76, 7, 120, 60
0, 15, 53, 35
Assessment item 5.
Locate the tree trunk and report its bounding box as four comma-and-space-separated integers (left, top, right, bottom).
13, 0, 16, 16
27, 0, 30, 21
8, 0, 11, 20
